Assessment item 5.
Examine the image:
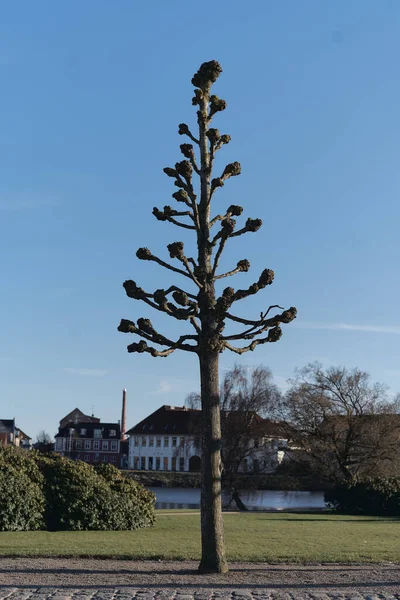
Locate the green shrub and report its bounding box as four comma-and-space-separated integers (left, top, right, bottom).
325, 477, 400, 516
96, 463, 155, 529
0, 448, 45, 530
38, 454, 155, 530
0, 446, 155, 531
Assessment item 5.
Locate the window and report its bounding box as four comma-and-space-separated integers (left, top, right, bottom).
111, 455, 116, 463
84, 454, 89, 461
172, 437, 177, 447
253, 459, 259, 473
56, 438, 63, 450
93, 440, 100, 450
84, 440, 91, 450
148, 457, 153, 470
109, 430, 116, 437
76, 440, 82, 449
142, 437, 147, 447
180, 436, 185, 447
80, 428, 86, 436
134, 436, 139, 446
155, 457, 161, 471
94, 453, 99, 462
141, 457, 146, 470
149, 437, 154, 447
67, 439, 72, 450
102, 455, 108, 462
102, 441, 109, 450
111, 441, 118, 451
179, 458, 185, 472
164, 436, 169, 448
94, 429, 102, 438
163, 457, 169, 471
171, 457, 177, 471
156, 437, 161, 447
134, 456, 139, 470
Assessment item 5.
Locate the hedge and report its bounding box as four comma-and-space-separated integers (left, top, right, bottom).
0, 446, 155, 531
325, 477, 400, 516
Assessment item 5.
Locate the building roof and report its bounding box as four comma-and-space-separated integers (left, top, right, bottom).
59, 408, 100, 428
127, 406, 200, 436
0, 419, 15, 432
126, 405, 289, 438
17, 429, 31, 440
55, 421, 121, 439
0, 420, 31, 439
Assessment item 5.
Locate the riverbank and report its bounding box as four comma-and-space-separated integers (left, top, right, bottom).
1, 513, 399, 562
125, 470, 328, 491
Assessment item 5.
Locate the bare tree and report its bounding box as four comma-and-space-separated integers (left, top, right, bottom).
281, 363, 400, 483
118, 61, 296, 573
35, 430, 54, 454
36, 430, 52, 445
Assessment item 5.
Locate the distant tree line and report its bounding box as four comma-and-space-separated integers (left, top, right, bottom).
186, 361, 400, 508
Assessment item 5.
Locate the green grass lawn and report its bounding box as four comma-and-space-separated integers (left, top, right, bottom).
1, 512, 400, 563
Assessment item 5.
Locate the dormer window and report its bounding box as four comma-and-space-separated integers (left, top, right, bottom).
80, 428, 86, 436
94, 429, 101, 438
109, 430, 116, 437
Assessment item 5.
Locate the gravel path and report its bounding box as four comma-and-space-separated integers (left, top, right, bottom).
0, 558, 399, 599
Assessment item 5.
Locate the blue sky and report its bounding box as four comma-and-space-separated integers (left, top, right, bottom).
1, 1, 399, 439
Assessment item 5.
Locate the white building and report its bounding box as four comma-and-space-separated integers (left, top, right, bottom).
127, 405, 288, 473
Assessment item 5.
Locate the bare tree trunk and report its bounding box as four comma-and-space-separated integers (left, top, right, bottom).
232, 486, 248, 511
198, 349, 228, 574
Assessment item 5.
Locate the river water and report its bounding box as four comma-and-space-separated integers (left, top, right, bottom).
149, 487, 325, 510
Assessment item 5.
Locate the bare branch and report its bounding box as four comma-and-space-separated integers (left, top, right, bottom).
230, 218, 262, 238
180, 144, 200, 175
178, 123, 199, 145
215, 259, 250, 280
232, 268, 275, 302
224, 326, 283, 354
164, 285, 197, 301
153, 206, 196, 230
118, 318, 198, 355
172, 189, 192, 209
167, 242, 202, 288
223, 307, 297, 341
136, 247, 194, 281
225, 305, 285, 326
123, 281, 196, 321
211, 237, 227, 278
210, 204, 243, 228
190, 315, 202, 335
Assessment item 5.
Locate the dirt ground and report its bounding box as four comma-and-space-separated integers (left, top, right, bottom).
0, 558, 400, 594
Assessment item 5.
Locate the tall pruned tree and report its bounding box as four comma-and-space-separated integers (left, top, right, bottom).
118, 60, 297, 573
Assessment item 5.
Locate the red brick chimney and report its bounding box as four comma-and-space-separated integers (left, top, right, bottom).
121, 389, 127, 440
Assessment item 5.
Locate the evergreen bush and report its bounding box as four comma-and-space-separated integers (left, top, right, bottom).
0, 448, 45, 530
0, 446, 155, 531
325, 477, 400, 516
